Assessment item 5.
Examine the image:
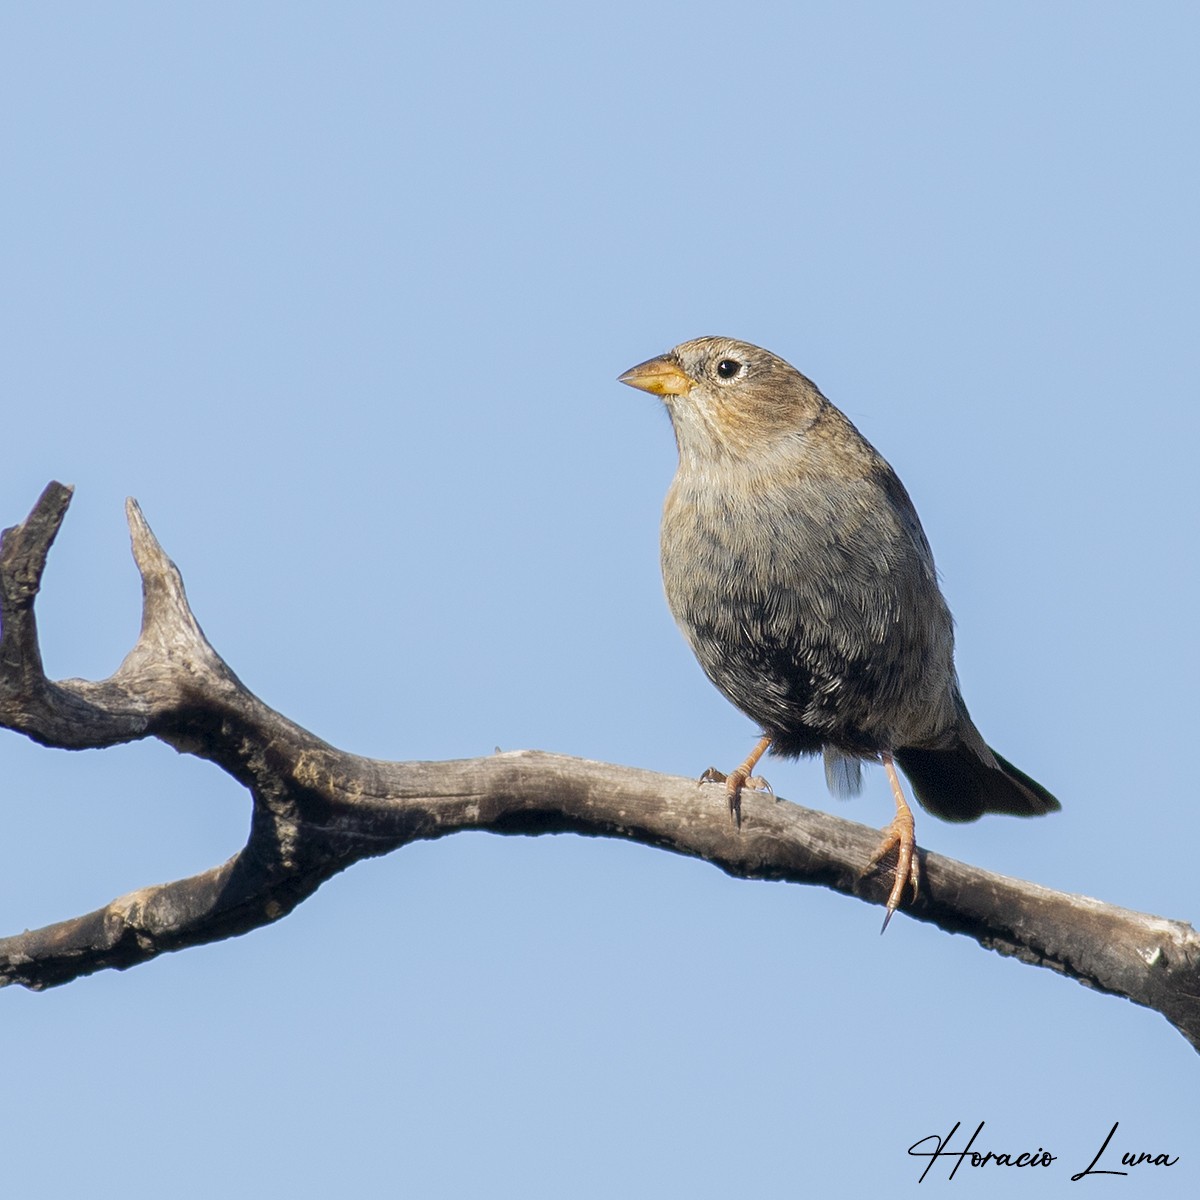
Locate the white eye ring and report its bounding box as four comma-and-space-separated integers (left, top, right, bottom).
716, 358, 743, 380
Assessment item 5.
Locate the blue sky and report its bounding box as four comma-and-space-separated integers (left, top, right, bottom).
2, 3, 1197, 1196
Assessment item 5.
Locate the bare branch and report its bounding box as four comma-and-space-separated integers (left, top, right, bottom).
2, 484, 1199, 1054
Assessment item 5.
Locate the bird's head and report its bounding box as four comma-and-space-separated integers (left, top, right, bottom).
618, 336, 827, 466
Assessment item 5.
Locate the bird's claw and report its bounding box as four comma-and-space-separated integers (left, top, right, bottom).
699, 766, 772, 829
866, 813, 921, 933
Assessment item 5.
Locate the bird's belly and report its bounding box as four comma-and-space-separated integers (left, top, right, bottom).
678, 597, 917, 756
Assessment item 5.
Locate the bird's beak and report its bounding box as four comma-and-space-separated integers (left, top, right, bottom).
617, 355, 696, 397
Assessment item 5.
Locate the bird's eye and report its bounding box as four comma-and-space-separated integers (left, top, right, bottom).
716, 359, 742, 380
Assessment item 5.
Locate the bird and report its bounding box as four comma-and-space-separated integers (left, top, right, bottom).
619, 336, 1059, 928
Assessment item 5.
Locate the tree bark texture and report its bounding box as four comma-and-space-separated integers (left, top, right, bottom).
2, 483, 1199, 1053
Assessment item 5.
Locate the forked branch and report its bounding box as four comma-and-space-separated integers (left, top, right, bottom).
2, 483, 1199, 1053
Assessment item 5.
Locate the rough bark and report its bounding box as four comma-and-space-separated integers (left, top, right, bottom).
3, 483, 1199, 1054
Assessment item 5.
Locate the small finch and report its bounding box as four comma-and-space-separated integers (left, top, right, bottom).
620, 336, 1058, 927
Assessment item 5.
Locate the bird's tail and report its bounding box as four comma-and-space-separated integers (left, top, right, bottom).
895, 739, 1060, 823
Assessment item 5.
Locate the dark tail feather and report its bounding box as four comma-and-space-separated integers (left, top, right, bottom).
894, 741, 1060, 823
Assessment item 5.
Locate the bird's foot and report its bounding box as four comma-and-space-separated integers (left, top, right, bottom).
866, 814, 920, 931
697, 736, 773, 830
867, 753, 922, 932
699, 766, 773, 828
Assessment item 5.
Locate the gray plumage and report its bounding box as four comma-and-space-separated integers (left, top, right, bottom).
623, 335, 1058, 823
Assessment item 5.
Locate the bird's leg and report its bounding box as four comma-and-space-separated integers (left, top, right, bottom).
867, 752, 921, 932
700, 735, 772, 829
